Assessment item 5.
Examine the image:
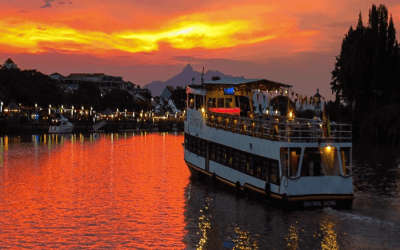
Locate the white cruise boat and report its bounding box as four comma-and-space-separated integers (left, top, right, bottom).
49, 115, 74, 134
184, 78, 353, 208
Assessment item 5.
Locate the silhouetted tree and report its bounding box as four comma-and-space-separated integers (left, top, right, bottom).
0, 68, 64, 106
69, 82, 102, 108
101, 89, 134, 111
331, 4, 400, 142
170, 86, 186, 110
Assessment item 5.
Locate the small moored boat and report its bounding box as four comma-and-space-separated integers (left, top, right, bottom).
49, 115, 74, 134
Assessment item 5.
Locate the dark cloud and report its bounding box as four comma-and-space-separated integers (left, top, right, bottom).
40, 0, 72, 8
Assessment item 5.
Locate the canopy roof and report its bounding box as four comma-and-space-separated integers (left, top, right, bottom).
194, 78, 291, 90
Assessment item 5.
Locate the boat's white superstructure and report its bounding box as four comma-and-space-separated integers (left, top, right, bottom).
49, 115, 74, 134
184, 78, 353, 208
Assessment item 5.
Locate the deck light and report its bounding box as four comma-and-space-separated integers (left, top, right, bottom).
288, 111, 294, 120
325, 145, 332, 153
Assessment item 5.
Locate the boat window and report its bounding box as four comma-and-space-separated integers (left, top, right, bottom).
225, 98, 233, 108
270, 161, 279, 184
301, 147, 340, 176
209, 143, 216, 161
188, 94, 195, 109
208, 98, 216, 108
232, 149, 240, 170
195, 95, 203, 110
289, 148, 301, 177
227, 148, 233, 167
184, 135, 189, 148
340, 148, 351, 175
254, 156, 267, 181
301, 148, 322, 176
262, 159, 269, 181
238, 96, 250, 117
320, 146, 340, 176
199, 139, 207, 157
238, 152, 246, 172
217, 98, 224, 108
280, 148, 288, 177
185, 133, 280, 184
246, 155, 254, 175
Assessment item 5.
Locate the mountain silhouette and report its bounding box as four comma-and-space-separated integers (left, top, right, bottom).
145, 64, 244, 96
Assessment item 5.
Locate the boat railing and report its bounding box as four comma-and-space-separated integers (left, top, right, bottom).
205, 112, 352, 143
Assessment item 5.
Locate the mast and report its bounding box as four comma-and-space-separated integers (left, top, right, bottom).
201, 66, 205, 85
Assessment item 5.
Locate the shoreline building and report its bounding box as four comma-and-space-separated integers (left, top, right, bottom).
50, 72, 151, 106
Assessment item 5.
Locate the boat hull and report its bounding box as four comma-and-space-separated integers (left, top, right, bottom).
186, 161, 353, 208
48, 125, 74, 134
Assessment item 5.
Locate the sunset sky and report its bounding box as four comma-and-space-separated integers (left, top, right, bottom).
0, 0, 399, 97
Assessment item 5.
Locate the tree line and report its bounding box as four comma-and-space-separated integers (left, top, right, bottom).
0, 68, 152, 111
331, 4, 400, 145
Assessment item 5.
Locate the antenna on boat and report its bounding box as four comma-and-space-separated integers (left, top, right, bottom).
201, 66, 205, 85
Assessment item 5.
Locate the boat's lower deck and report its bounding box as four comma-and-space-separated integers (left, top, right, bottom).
186, 161, 353, 208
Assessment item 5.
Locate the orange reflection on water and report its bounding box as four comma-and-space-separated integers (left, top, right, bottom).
0, 133, 190, 249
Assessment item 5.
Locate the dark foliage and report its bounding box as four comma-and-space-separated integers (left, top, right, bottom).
68, 82, 102, 108
0, 67, 151, 111
0, 68, 64, 106
101, 89, 135, 111
331, 4, 400, 144
170, 86, 187, 110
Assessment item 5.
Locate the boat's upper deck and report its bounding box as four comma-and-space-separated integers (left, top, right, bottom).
186, 77, 352, 143
205, 112, 352, 143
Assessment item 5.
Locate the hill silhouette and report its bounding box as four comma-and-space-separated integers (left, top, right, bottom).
145, 64, 245, 96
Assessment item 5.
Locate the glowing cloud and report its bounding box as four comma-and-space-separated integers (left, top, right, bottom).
0, 18, 277, 55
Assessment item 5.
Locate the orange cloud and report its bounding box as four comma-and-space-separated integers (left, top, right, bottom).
0, 17, 281, 55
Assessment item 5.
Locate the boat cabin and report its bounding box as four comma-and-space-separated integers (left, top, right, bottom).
187, 78, 291, 117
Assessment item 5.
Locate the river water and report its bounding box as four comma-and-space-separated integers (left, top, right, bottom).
0, 133, 399, 249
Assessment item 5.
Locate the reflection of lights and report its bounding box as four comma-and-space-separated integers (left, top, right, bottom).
320, 219, 338, 250
232, 226, 258, 249
196, 198, 212, 250
286, 225, 299, 249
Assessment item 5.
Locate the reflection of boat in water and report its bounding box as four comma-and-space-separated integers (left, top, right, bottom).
184, 77, 353, 208
49, 115, 74, 134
